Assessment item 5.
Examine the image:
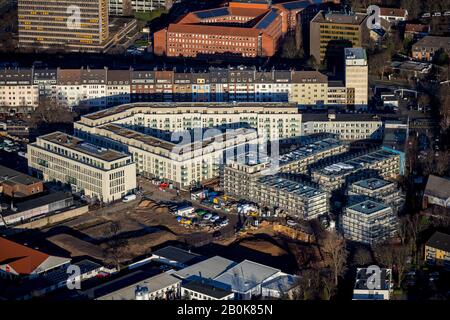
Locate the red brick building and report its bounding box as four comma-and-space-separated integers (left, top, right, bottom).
154, 0, 295, 58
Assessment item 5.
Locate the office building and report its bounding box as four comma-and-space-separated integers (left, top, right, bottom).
344, 47, 368, 109
353, 267, 393, 300
27, 132, 136, 203
425, 231, 450, 270
18, 0, 109, 51
310, 10, 368, 64
341, 199, 398, 244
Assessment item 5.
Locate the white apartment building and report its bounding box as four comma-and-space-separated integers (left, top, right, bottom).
106, 70, 131, 107
74, 102, 303, 141
27, 132, 136, 203
341, 200, 399, 245
77, 121, 259, 189
0, 69, 39, 109
301, 112, 384, 141
345, 48, 369, 110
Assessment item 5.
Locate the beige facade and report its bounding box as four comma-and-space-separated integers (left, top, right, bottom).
345, 48, 368, 109
289, 71, 328, 106
27, 132, 136, 203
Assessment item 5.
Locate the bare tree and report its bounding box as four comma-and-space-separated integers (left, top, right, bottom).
321, 232, 348, 286
353, 247, 373, 266
394, 244, 410, 288
373, 243, 395, 270
103, 221, 128, 271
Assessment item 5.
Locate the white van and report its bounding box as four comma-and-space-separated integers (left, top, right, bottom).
122, 194, 137, 202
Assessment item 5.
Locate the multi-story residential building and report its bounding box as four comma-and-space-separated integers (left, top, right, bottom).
74, 102, 303, 142
108, 0, 173, 16
255, 175, 329, 219
289, 71, 328, 107
0, 67, 370, 111
379, 7, 408, 24
78, 122, 259, 189
301, 112, 384, 141
310, 10, 368, 64
347, 178, 404, 212
18, 0, 109, 51
106, 70, 131, 107
412, 36, 450, 61
311, 148, 401, 192
0, 69, 39, 110
344, 47, 368, 109
341, 199, 398, 244
353, 268, 393, 300
27, 132, 136, 203
425, 231, 450, 270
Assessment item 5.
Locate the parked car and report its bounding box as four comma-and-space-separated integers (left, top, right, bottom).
122, 194, 137, 202
203, 213, 212, 220
210, 214, 220, 222
220, 219, 229, 227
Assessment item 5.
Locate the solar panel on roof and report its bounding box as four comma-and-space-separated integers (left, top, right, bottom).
196, 7, 230, 19
283, 1, 310, 10
256, 10, 278, 29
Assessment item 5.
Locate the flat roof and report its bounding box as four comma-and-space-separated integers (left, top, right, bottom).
345, 47, 367, 60
182, 279, 233, 299
97, 271, 181, 300
314, 149, 398, 177
83, 102, 299, 121
258, 175, 326, 199
152, 246, 204, 266
2, 191, 73, 216
279, 137, 343, 166
353, 178, 393, 190
312, 10, 367, 25
38, 131, 129, 162
347, 200, 389, 215
174, 256, 236, 280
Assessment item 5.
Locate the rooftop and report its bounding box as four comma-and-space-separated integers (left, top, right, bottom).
312, 10, 367, 25
152, 246, 204, 266
38, 132, 129, 162
97, 271, 181, 300
0, 165, 41, 187
258, 175, 326, 199
426, 231, 450, 252
0, 237, 70, 275
347, 200, 389, 215
314, 149, 398, 177
412, 36, 450, 50
2, 191, 73, 217
424, 175, 450, 201
174, 256, 236, 280
353, 178, 393, 191
379, 7, 407, 17
214, 259, 280, 293
345, 47, 367, 60
182, 279, 233, 299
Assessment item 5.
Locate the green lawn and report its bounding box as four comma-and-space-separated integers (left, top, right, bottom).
134, 9, 167, 22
